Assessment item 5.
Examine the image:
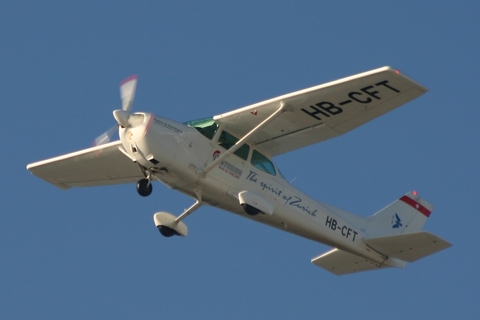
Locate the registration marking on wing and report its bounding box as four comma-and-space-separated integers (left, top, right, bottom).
301, 80, 401, 121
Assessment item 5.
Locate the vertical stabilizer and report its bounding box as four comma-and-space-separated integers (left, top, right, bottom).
365, 192, 433, 238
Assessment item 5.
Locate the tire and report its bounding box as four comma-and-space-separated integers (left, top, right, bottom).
158, 226, 176, 237
242, 204, 261, 216
136, 179, 153, 197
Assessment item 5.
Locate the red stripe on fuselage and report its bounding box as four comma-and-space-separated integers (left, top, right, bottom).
400, 196, 431, 217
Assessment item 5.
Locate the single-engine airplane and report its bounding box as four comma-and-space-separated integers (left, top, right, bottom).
27, 67, 451, 275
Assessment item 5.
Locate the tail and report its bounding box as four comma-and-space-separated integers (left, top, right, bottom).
365, 191, 432, 238
311, 192, 451, 275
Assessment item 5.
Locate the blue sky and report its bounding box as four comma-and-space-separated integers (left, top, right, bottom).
2, 1, 479, 319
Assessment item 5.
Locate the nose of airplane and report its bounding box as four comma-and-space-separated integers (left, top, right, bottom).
113, 109, 131, 127
113, 109, 145, 128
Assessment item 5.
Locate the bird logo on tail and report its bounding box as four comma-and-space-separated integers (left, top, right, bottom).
392, 213, 402, 229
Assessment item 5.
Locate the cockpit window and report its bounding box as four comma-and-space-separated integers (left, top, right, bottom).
251, 150, 276, 175
218, 130, 250, 160
185, 117, 219, 140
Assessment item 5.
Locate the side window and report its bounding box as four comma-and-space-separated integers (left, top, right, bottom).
185, 117, 219, 140
251, 150, 276, 175
218, 131, 250, 160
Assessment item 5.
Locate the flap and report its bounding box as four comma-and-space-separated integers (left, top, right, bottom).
364, 232, 452, 262
214, 67, 427, 156
27, 140, 143, 189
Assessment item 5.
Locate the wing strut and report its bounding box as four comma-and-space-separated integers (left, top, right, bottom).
197, 102, 292, 178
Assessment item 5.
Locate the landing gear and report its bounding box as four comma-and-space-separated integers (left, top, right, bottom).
158, 225, 177, 237
153, 190, 203, 238
136, 178, 152, 197
153, 212, 189, 237
136, 167, 155, 197
242, 204, 261, 216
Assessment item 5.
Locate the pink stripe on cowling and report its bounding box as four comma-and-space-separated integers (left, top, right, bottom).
145, 113, 155, 133
121, 75, 138, 86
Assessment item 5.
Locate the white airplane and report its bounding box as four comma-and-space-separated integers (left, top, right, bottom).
27, 67, 451, 275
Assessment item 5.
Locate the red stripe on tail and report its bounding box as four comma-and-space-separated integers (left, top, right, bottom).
400, 196, 431, 217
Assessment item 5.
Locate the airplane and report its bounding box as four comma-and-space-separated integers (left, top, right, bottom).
26, 66, 451, 275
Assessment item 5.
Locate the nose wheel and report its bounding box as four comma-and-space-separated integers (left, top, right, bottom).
136, 178, 153, 197
136, 168, 154, 197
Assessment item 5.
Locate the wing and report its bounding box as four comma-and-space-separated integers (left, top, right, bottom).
27, 140, 143, 190
214, 66, 427, 156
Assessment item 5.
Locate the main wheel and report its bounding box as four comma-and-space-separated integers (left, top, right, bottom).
242, 204, 261, 216
136, 179, 153, 197
158, 226, 177, 237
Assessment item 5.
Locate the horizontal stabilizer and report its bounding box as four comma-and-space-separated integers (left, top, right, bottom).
311, 249, 391, 276
364, 232, 452, 262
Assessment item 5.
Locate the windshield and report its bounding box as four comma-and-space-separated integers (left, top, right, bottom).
185, 117, 219, 140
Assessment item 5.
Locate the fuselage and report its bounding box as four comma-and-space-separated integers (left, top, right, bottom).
119, 112, 387, 264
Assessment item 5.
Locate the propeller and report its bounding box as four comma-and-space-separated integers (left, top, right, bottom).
93, 75, 138, 146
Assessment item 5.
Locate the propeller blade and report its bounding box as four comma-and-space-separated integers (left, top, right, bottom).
120, 75, 138, 112
93, 124, 118, 146
92, 75, 139, 147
